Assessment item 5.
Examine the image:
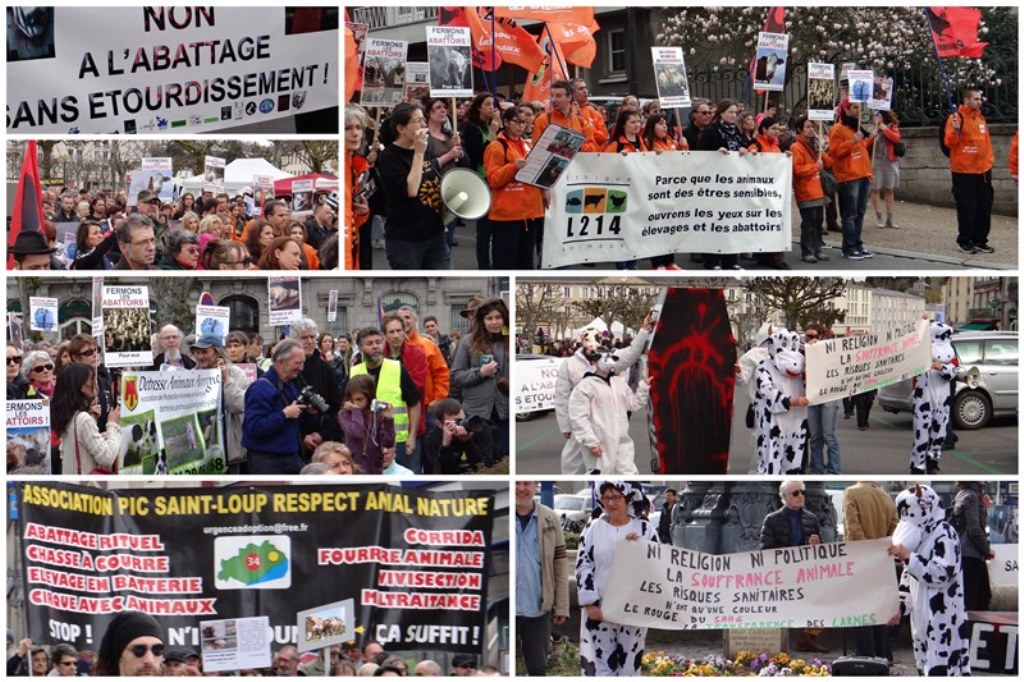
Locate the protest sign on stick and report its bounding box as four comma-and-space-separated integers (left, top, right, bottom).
515, 124, 586, 189
361, 39, 407, 107
807, 63, 836, 121
868, 76, 894, 111
29, 297, 58, 333
753, 32, 789, 92
291, 179, 314, 213
268, 276, 302, 326
101, 285, 152, 368
404, 62, 430, 102
128, 158, 174, 206
196, 305, 230, 346
297, 599, 356, 653
847, 70, 874, 104
200, 616, 271, 673
651, 47, 691, 109
7, 400, 51, 474
427, 27, 473, 99
204, 156, 226, 193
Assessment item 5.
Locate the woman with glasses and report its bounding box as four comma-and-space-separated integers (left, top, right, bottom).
22, 351, 56, 400
377, 101, 450, 270
201, 239, 252, 270
53, 362, 121, 475
69, 333, 115, 432
6, 344, 29, 400
485, 106, 543, 270
426, 97, 466, 251
576, 481, 658, 677
157, 229, 201, 270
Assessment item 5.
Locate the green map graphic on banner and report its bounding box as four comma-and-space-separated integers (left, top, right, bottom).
217, 539, 290, 587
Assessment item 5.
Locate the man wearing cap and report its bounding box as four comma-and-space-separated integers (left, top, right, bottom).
135, 190, 170, 256
94, 611, 165, 676
161, 649, 189, 675
113, 214, 158, 270
450, 654, 477, 676
10, 230, 57, 270
191, 332, 252, 474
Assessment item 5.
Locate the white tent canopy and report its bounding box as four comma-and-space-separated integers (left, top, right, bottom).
570, 317, 631, 340
177, 158, 291, 195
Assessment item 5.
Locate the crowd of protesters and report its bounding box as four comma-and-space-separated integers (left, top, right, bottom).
9, 186, 340, 271
7, 296, 509, 477
346, 77, 1014, 271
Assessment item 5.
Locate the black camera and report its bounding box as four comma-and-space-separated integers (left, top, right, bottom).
454, 415, 487, 434
296, 386, 329, 414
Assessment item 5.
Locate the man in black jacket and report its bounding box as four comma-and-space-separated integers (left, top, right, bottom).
423, 398, 491, 474
760, 480, 827, 653
658, 488, 677, 543
291, 318, 344, 455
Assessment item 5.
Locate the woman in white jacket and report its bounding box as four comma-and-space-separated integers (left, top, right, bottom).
568, 350, 649, 475
52, 363, 121, 475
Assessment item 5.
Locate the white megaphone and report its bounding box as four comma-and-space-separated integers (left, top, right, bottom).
440, 168, 492, 221
957, 366, 982, 389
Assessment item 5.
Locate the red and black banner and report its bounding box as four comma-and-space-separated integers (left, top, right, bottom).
17, 482, 493, 654
647, 288, 736, 474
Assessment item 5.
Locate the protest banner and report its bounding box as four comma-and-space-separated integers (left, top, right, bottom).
196, 305, 230, 346
8, 313, 24, 348
17, 482, 493, 654
805, 318, 930, 405
847, 70, 874, 104
297, 599, 356, 653
29, 297, 58, 333
268, 276, 302, 326
427, 27, 473, 99
91, 277, 104, 334
7, 7, 338, 134
807, 63, 835, 121
361, 39, 407, 107
253, 174, 275, 217
868, 76, 894, 111
204, 156, 226, 193
291, 178, 314, 213
648, 288, 735, 475
989, 545, 1018, 587
118, 368, 225, 475
128, 158, 174, 206
651, 47, 691, 109
516, 124, 586, 189
753, 32, 789, 92
57, 223, 78, 264
601, 538, 898, 630
7, 400, 51, 474
514, 357, 564, 414
200, 616, 271, 673
404, 62, 430, 102
101, 285, 152, 368
542, 151, 792, 268
327, 290, 338, 322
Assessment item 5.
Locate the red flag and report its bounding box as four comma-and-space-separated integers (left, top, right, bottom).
749, 7, 787, 94
8, 140, 44, 270
926, 7, 988, 58
546, 20, 599, 69
439, 7, 500, 70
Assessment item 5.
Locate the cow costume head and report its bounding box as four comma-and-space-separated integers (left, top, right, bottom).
930, 322, 955, 364
579, 327, 600, 354
593, 480, 649, 520
893, 483, 946, 553
767, 329, 804, 378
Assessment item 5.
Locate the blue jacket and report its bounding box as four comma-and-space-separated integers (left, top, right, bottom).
240, 367, 314, 455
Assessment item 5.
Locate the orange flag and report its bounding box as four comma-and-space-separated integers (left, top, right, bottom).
344, 26, 359, 103
491, 18, 546, 72
494, 7, 595, 25
546, 20, 599, 68
522, 30, 568, 105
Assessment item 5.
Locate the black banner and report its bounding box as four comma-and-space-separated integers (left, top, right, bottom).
17, 482, 493, 654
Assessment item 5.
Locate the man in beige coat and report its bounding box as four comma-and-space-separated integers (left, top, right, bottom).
515, 481, 569, 675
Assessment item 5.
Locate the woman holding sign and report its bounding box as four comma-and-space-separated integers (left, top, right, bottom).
53, 363, 121, 475
485, 107, 543, 270
576, 481, 658, 676
643, 113, 686, 270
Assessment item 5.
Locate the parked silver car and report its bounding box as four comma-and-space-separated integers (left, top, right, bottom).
878, 331, 1018, 429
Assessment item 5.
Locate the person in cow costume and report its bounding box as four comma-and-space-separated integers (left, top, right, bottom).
888, 483, 970, 676
753, 329, 810, 474
576, 480, 658, 676
554, 314, 653, 474
911, 322, 958, 474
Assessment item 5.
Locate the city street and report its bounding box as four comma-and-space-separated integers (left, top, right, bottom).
372, 199, 1016, 271
515, 391, 1018, 475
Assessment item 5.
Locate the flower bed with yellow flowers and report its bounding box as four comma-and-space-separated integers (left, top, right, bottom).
641, 651, 832, 676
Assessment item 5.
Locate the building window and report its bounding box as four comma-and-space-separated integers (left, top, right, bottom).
220, 295, 259, 335
608, 30, 626, 74
450, 305, 470, 337
563, 286, 571, 297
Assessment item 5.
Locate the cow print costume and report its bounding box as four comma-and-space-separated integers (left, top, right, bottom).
893, 484, 971, 676
911, 323, 958, 474
753, 329, 809, 474
575, 481, 658, 676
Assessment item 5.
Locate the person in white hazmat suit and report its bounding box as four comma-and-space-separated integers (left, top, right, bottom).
554, 313, 654, 474
568, 349, 650, 475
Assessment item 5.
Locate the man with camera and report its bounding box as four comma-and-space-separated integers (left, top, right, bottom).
423, 398, 493, 474
241, 339, 318, 474
350, 328, 422, 469
291, 319, 344, 455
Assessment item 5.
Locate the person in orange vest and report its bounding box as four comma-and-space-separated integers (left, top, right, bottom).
571, 78, 608, 149
749, 117, 791, 270
605, 106, 647, 270
1010, 131, 1019, 183
829, 98, 878, 261
643, 113, 686, 271
484, 106, 544, 270
531, 80, 597, 152
945, 89, 996, 254
790, 116, 834, 264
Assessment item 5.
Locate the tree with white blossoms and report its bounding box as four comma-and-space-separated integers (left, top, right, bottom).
657, 7, 1015, 120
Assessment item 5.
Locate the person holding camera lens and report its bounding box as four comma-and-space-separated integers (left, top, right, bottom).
451, 298, 510, 464
291, 319, 344, 458
423, 398, 493, 474
241, 339, 318, 475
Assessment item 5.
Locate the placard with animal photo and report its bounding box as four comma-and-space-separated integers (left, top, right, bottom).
7, 400, 51, 474
515, 123, 586, 189
361, 38, 408, 107
753, 32, 789, 92
847, 69, 874, 104
29, 297, 58, 333
201, 616, 272, 673
297, 599, 355, 653
204, 155, 226, 193
651, 47, 691, 108
291, 178, 314, 213
101, 285, 152, 368
868, 76, 894, 111
127, 157, 174, 207
118, 368, 225, 475
807, 62, 836, 121
268, 276, 302, 326
427, 26, 473, 98
8, 313, 24, 349
196, 305, 230, 346
404, 61, 430, 102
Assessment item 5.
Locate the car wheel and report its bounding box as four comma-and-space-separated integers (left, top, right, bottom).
514, 411, 534, 422
954, 391, 991, 430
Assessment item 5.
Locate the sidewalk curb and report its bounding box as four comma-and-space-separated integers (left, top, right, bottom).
810, 239, 1017, 270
